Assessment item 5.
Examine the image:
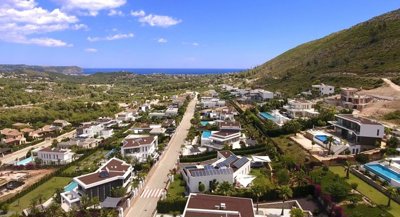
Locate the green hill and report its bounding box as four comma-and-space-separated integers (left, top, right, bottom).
244, 9, 400, 95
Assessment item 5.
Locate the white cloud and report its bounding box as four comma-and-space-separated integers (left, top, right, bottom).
130, 10, 181, 27
88, 33, 134, 42
72, 23, 88, 30
182, 42, 200, 47
85, 48, 98, 53
0, 0, 84, 47
130, 10, 145, 17
157, 38, 167, 43
28, 38, 72, 47
60, 0, 126, 16
108, 9, 124, 16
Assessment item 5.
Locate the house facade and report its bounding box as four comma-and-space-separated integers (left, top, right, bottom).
340, 87, 373, 110
61, 158, 134, 211
121, 136, 158, 162
37, 147, 74, 165
330, 114, 384, 153
181, 152, 250, 193
284, 99, 319, 118
312, 83, 335, 95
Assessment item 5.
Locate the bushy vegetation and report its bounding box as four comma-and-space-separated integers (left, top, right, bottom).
240, 9, 400, 95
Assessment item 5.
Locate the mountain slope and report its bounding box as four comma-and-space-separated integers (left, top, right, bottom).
245, 9, 400, 94
0, 64, 83, 75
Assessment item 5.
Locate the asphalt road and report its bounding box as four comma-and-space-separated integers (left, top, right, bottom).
0, 130, 76, 164
125, 96, 197, 217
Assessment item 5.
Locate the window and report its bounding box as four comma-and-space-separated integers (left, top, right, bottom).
377, 129, 380, 136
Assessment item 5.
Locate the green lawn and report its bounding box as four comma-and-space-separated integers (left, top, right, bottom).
330, 166, 400, 217
272, 136, 307, 164
344, 204, 393, 217
63, 149, 107, 174
9, 177, 71, 213
250, 168, 275, 188
166, 174, 186, 199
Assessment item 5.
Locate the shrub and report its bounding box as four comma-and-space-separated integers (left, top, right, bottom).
350, 182, 358, 190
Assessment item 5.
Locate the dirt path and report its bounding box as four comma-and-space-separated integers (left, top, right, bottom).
382, 78, 400, 91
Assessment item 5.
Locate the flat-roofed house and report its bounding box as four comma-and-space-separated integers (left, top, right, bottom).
182, 152, 250, 192
121, 136, 158, 162
340, 87, 373, 110
37, 147, 74, 165
284, 99, 319, 118
312, 83, 335, 95
183, 193, 255, 217
330, 114, 384, 153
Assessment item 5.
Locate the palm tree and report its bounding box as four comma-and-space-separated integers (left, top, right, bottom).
344, 161, 352, 179
278, 185, 293, 216
386, 186, 399, 207
216, 181, 234, 196
290, 170, 308, 187
251, 184, 266, 214
326, 136, 334, 155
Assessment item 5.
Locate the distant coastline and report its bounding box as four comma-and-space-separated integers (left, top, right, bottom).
83, 68, 245, 75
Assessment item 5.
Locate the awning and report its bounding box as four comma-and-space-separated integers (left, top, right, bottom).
251, 155, 271, 163
236, 174, 255, 188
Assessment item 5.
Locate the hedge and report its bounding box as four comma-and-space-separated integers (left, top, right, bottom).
157, 198, 187, 214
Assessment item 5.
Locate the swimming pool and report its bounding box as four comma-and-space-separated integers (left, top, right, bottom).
365, 164, 400, 182
64, 181, 78, 192
315, 135, 329, 143
260, 112, 275, 121
200, 121, 209, 127
202, 131, 212, 138
16, 156, 33, 166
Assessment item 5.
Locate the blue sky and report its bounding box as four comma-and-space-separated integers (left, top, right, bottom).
0, 0, 399, 68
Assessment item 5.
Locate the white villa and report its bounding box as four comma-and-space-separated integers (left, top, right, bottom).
61, 158, 134, 213
121, 136, 158, 162
284, 99, 319, 118
37, 147, 74, 165
312, 83, 335, 95
181, 151, 251, 193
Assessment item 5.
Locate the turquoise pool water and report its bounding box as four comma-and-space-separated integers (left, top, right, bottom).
202, 130, 212, 138
365, 164, 400, 182
260, 112, 275, 120
315, 135, 328, 143
64, 181, 78, 192
16, 156, 33, 166
200, 121, 209, 126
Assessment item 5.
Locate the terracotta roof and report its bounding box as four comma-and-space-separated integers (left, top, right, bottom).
183, 194, 254, 217
218, 150, 233, 158
123, 136, 156, 148
76, 158, 131, 186
219, 121, 240, 128
0, 128, 22, 137
20, 128, 34, 133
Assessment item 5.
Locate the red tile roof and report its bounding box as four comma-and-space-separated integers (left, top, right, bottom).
123, 136, 156, 148
183, 194, 254, 217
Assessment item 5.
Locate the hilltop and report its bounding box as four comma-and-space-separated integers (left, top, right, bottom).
243, 9, 400, 95
0, 64, 83, 76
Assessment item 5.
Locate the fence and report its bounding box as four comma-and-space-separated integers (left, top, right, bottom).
351, 168, 400, 204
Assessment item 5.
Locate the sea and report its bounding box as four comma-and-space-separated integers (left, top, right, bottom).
83, 68, 245, 75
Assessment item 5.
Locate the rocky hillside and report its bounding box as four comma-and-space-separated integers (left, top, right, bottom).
244, 9, 400, 95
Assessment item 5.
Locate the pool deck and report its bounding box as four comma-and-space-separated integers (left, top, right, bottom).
290, 133, 351, 162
